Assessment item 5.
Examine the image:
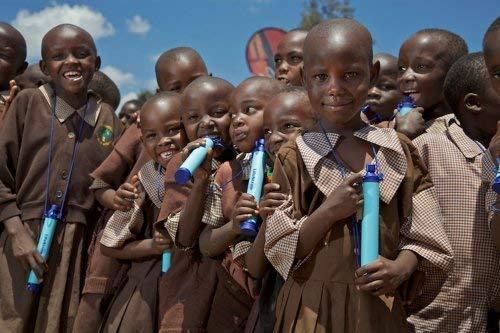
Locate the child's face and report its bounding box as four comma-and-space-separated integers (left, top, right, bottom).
274, 31, 307, 86
484, 29, 500, 96
304, 37, 377, 128
474, 75, 500, 138
182, 82, 232, 157
263, 93, 315, 159
0, 26, 26, 90
366, 55, 402, 118
14, 64, 50, 90
40, 28, 100, 96
120, 102, 140, 125
397, 34, 450, 110
157, 59, 207, 93
140, 99, 187, 168
229, 80, 273, 153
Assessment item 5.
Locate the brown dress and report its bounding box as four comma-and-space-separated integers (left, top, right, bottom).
0, 84, 122, 333
99, 161, 164, 333
264, 126, 454, 333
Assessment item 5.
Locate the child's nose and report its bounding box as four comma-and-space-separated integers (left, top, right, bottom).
232, 114, 244, 128
327, 77, 345, 96
367, 87, 381, 99
277, 61, 289, 73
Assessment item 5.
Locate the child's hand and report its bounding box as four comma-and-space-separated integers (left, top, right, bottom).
354, 256, 409, 296
489, 121, 500, 161
113, 175, 139, 211
258, 183, 287, 221
322, 173, 363, 222
5, 216, 47, 280
231, 193, 259, 235
395, 107, 425, 139
180, 139, 213, 181
153, 230, 173, 252
1, 80, 19, 119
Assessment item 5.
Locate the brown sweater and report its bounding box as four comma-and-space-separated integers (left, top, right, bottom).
0, 86, 123, 224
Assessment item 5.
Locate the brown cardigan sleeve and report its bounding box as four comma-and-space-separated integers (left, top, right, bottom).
0, 90, 30, 222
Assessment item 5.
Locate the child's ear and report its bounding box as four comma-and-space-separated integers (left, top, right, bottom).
464, 93, 481, 114
95, 56, 101, 71
369, 60, 380, 87
39, 59, 50, 77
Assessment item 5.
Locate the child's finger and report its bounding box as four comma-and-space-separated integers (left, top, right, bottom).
263, 183, 280, 194
261, 198, 285, 208
355, 259, 382, 277
28, 256, 44, 280
263, 192, 287, 201
238, 193, 255, 202
235, 206, 259, 216
130, 175, 140, 187
357, 279, 384, 292
346, 173, 363, 187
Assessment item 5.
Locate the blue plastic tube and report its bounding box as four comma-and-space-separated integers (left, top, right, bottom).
361, 164, 380, 266
27, 204, 60, 293
397, 95, 416, 117
161, 251, 171, 276
493, 163, 500, 194
240, 139, 266, 236
175, 138, 215, 185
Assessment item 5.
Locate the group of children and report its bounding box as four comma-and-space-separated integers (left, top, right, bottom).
0, 14, 499, 333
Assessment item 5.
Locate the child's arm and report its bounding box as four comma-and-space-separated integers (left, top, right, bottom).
295, 173, 363, 259
245, 183, 287, 279
176, 140, 214, 248
101, 238, 169, 260
354, 250, 419, 296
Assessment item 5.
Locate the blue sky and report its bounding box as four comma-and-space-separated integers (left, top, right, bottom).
3, 0, 498, 108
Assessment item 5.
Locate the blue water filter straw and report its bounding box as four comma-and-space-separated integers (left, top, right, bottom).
361, 105, 381, 124
27, 204, 61, 292
240, 139, 266, 236
397, 95, 416, 117
161, 251, 171, 276
360, 164, 380, 266
175, 137, 215, 185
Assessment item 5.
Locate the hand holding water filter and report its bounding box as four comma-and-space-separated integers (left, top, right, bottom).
175, 137, 222, 185
161, 251, 171, 276
240, 139, 266, 236
27, 204, 60, 292
397, 95, 416, 117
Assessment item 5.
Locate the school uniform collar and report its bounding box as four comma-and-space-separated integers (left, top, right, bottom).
39, 83, 101, 127
138, 160, 165, 209
445, 116, 484, 160
297, 125, 407, 204
424, 113, 456, 134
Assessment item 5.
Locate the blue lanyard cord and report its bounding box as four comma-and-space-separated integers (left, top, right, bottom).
155, 163, 165, 204
44, 94, 88, 219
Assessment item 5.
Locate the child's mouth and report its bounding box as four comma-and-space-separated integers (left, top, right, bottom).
158, 148, 178, 163
63, 71, 83, 82
233, 128, 248, 142
277, 76, 290, 84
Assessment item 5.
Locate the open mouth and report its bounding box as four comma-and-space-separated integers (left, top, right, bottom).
403, 90, 420, 101
277, 76, 290, 84
63, 70, 83, 82
157, 146, 179, 163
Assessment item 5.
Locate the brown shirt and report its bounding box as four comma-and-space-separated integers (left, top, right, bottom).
265, 125, 453, 332
408, 117, 500, 332
0, 84, 122, 224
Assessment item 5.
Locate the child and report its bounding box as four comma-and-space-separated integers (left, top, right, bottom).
74, 47, 209, 332
155, 47, 208, 92
89, 70, 121, 111
118, 99, 142, 127
274, 29, 308, 86
0, 22, 27, 121
98, 92, 186, 332
264, 19, 453, 332
155, 75, 236, 332
395, 29, 468, 139
244, 87, 315, 332
405, 52, 500, 332
363, 53, 402, 128
0, 24, 122, 332
14, 63, 51, 90
195, 76, 284, 331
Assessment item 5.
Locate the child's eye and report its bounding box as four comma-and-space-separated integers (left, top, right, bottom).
290, 55, 302, 64
274, 57, 282, 65
379, 83, 396, 91
167, 127, 181, 135
282, 123, 300, 132
228, 112, 236, 119
146, 133, 157, 140
212, 108, 228, 117
244, 106, 258, 114
76, 51, 89, 59
187, 114, 199, 121
313, 73, 328, 82
398, 65, 407, 72
494, 71, 500, 79
344, 72, 359, 80
52, 54, 65, 61
264, 129, 272, 136
415, 63, 428, 70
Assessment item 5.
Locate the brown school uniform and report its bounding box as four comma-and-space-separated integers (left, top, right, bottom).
202, 153, 260, 332
99, 160, 164, 333
0, 84, 122, 333
264, 125, 453, 333
155, 152, 220, 332
74, 124, 149, 333
407, 116, 500, 332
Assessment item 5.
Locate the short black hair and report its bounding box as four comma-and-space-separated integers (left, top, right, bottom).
483, 17, 500, 48
42, 24, 97, 60
443, 52, 487, 114
415, 28, 468, 67
118, 99, 142, 118
89, 71, 120, 110
155, 47, 206, 73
